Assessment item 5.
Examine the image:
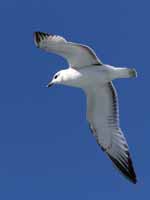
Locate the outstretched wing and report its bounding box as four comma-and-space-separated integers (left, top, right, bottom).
85, 82, 137, 184
34, 32, 102, 68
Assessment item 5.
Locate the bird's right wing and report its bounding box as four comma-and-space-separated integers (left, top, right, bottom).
34, 32, 102, 68
84, 82, 137, 184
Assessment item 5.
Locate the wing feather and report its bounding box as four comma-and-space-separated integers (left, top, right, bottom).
34, 32, 102, 68
84, 82, 137, 184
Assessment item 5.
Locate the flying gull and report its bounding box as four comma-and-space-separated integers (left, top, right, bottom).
34, 32, 137, 184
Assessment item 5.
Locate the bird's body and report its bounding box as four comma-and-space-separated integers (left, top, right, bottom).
51, 65, 134, 88
34, 32, 137, 184
55, 66, 107, 88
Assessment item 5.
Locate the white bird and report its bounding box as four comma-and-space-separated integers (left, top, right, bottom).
34, 32, 137, 184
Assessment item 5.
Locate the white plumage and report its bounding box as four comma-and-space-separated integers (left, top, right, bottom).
34, 32, 101, 67
34, 32, 137, 184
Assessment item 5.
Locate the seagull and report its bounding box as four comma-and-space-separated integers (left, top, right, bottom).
34, 32, 137, 184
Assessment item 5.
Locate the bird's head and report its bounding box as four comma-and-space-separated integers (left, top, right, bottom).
47, 69, 70, 87
47, 68, 81, 88
47, 71, 62, 87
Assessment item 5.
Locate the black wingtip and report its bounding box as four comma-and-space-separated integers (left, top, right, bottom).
33, 31, 49, 47
34, 32, 41, 47
33, 32, 38, 45
127, 153, 137, 184
108, 153, 137, 184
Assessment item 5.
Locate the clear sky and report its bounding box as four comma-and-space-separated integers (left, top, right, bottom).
0, 0, 148, 199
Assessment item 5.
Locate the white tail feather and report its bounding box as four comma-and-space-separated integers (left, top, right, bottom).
113, 68, 137, 79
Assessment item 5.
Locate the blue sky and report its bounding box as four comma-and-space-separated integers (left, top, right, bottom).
0, 0, 149, 199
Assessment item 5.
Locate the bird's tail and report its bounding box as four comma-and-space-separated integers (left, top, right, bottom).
127, 68, 137, 78
113, 67, 137, 79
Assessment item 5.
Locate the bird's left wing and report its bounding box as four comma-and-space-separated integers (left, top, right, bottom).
34, 32, 102, 68
84, 82, 137, 184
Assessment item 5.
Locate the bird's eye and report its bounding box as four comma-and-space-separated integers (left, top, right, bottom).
54, 74, 58, 79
